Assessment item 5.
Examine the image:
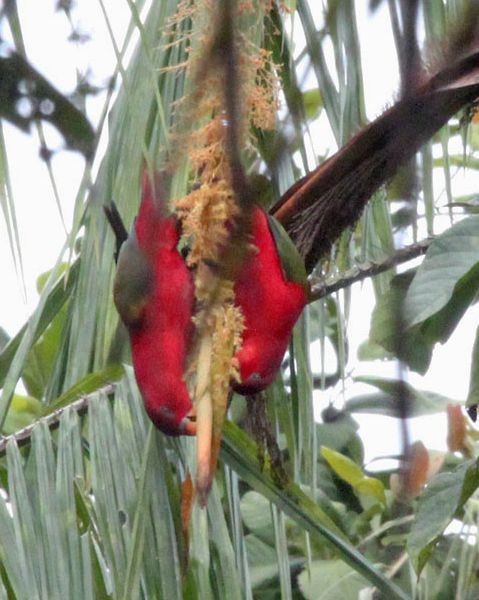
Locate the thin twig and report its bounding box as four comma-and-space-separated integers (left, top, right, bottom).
0, 383, 116, 455
308, 238, 432, 302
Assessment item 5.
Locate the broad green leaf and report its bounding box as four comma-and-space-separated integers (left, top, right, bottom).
370, 264, 479, 374
298, 559, 370, 600
369, 271, 432, 374
348, 376, 460, 417
467, 326, 479, 411
357, 339, 393, 361
302, 89, 323, 120
244, 535, 282, 589
420, 260, 479, 346
355, 479, 386, 504
403, 216, 479, 328
0, 329, 9, 353
321, 446, 386, 506
321, 446, 364, 486
407, 459, 479, 574
316, 410, 359, 452
241, 491, 274, 544
36, 264, 69, 294
2, 394, 42, 434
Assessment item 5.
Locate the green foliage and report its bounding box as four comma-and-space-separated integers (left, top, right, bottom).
467, 326, 479, 410
407, 460, 479, 575
298, 560, 370, 600
302, 89, 323, 120
369, 271, 433, 373
403, 216, 479, 328
348, 376, 460, 417
321, 446, 386, 507
2, 394, 42, 434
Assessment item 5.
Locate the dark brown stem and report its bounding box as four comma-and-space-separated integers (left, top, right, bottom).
218, 0, 251, 209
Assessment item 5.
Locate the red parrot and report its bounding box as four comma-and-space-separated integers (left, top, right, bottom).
232, 206, 309, 395
107, 172, 196, 436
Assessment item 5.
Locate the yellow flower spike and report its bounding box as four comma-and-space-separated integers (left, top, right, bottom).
208, 303, 244, 484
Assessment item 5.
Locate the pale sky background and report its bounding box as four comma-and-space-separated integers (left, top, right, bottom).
1, 1, 478, 463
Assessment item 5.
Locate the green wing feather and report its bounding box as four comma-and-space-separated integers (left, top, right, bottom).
113, 234, 152, 328
267, 214, 308, 288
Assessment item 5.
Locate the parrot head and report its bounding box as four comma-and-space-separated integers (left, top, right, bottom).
233, 332, 285, 394
141, 373, 197, 436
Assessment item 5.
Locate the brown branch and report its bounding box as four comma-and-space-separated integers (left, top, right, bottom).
0, 383, 116, 455
217, 0, 252, 210
308, 238, 432, 302
272, 51, 479, 272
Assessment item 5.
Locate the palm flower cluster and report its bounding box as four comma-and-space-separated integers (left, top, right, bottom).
166, 0, 281, 496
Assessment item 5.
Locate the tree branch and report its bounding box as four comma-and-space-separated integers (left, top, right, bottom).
308, 238, 431, 302
0, 383, 116, 455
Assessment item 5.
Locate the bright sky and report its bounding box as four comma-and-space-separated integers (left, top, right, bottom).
1, 1, 478, 462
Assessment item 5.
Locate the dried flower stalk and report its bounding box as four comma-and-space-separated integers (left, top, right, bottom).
166, 0, 280, 503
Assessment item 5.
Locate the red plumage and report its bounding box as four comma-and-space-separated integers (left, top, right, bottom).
233, 207, 307, 395
114, 173, 196, 435
111, 178, 307, 432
